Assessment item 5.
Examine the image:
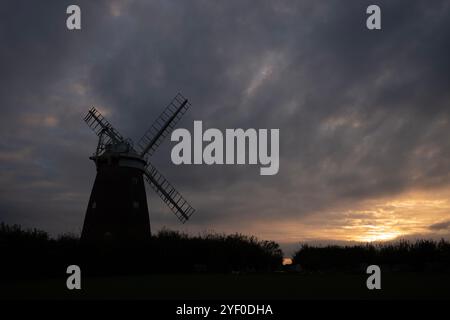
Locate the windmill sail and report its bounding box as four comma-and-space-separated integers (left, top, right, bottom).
143, 163, 195, 223
84, 107, 124, 144
137, 93, 191, 158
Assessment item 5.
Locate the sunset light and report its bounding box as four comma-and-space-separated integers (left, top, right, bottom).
353, 230, 402, 243
235, 189, 450, 252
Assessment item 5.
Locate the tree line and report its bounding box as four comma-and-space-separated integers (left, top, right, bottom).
0, 223, 283, 279
292, 240, 450, 273
2, 222, 449, 280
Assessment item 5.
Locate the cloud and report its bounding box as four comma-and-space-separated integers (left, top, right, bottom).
20, 114, 59, 128
429, 220, 450, 231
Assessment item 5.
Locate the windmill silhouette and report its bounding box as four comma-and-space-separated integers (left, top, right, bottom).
81, 93, 195, 244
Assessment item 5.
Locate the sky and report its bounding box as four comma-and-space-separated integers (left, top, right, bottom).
1, 0, 450, 255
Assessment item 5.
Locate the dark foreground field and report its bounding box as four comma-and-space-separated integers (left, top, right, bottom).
2, 272, 450, 300
2, 224, 450, 300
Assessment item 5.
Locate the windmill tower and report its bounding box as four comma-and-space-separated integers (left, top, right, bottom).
81, 93, 195, 245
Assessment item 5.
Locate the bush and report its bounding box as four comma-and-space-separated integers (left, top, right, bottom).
292, 239, 450, 273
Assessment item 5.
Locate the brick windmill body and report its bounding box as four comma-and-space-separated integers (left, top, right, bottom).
81, 93, 195, 245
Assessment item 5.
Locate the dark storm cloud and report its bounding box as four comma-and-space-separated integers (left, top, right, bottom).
1, 0, 449, 239
429, 220, 450, 231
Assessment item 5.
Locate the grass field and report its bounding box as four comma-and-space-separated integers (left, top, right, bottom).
2, 273, 450, 300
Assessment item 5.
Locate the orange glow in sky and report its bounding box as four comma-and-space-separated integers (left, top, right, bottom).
232, 188, 450, 246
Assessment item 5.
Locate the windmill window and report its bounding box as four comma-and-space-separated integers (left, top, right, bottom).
92, 201, 96, 209
133, 201, 139, 209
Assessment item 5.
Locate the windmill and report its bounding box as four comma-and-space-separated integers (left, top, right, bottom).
81, 93, 195, 244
